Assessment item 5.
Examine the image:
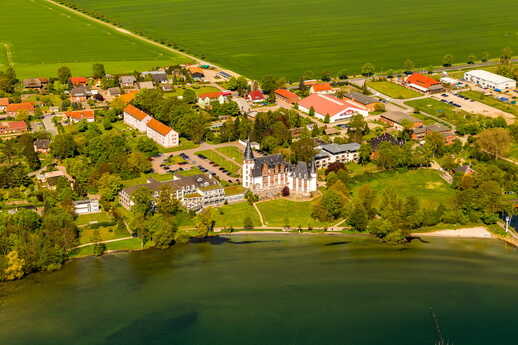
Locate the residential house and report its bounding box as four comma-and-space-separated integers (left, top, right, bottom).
146, 118, 179, 148
247, 90, 265, 103
6, 102, 35, 116
23, 78, 42, 89
309, 83, 334, 94
298, 93, 368, 122
123, 104, 152, 132
405, 73, 444, 93
138, 81, 155, 90
119, 75, 137, 88
379, 111, 423, 130
33, 138, 50, 153
108, 87, 122, 98
0, 121, 28, 136
73, 200, 100, 215
69, 77, 88, 87
0, 98, 9, 112
188, 67, 205, 81
314, 143, 361, 168
198, 91, 232, 107
455, 165, 474, 176
412, 123, 455, 144
274, 89, 300, 104
65, 110, 95, 123
119, 174, 225, 211
141, 71, 168, 84
70, 86, 91, 103
344, 92, 383, 112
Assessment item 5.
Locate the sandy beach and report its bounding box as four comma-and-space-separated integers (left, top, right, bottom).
412, 227, 492, 239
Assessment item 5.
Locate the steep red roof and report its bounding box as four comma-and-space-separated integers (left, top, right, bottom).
69, 77, 88, 85
0, 98, 9, 106
0, 121, 27, 131
406, 73, 440, 89
248, 90, 265, 101
199, 92, 225, 99
6, 102, 34, 113
188, 66, 205, 74
274, 89, 300, 102
146, 118, 173, 136
299, 94, 366, 116
65, 110, 94, 120
124, 104, 150, 121
311, 83, 332, 92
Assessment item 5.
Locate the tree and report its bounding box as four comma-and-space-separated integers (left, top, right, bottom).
127, 151, 151, 174
324, 114, 330, 123
424, 131, 445, 158
51, 134, 77, 159
291, 137, 317, 163
57, 66, 72, 84
348, 202, 368, 231
145, 214, 177, 248
361, 63, 375, 76
97, 173, 123, 202
3, 251, 25, 281
404, 58, 414, 71
135, 136, 159, 157
320, 190, 344, 220
92, 64, 106, 79
467, 54, 476, 64
131, 187, 154, 216
194, 208, 215, 238
155, 184, 181, 216
480, 51, 490, 62
367, 218, 392, 240
182, 89, 197, 104
476, 128, 512, 159
308, 106, 315, 116
442, 54, 454, 67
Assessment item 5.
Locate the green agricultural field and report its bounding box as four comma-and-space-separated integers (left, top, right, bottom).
459, 91, 518, 117
0, 0, 190, 78
367, 81, 421, 99
61, 0, 518, 79
349, 169, 455, 209
257, 199, 334, 228
213, 201, 262, 228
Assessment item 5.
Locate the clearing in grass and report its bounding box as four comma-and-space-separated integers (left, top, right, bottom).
367, 81, 421, 99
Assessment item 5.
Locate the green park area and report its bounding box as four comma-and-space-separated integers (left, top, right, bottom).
367, 81, 421, 99
257, 199, 334, 228
196, 150, 241, 176
216, 146, 243, 164
0, 0, 190, 78
70, 238, 142, 258
164, 86, 220, 98
60, 0, 518, 78
459, 91, 518, 117
213, 201, 262, 228
349, 169, 455, 209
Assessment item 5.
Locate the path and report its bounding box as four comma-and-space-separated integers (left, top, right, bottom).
252, 203, 265, 226
43, 0, 241, 78
72, 236, 133, 249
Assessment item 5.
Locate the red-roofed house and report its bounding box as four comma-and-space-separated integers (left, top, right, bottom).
123, 104, 152, 132
65, 110, 95, 123
309, 83, 334, 95
0, 121, 28, 135
298, 94, 368, 122
247, 90, 265, 103
0, 98, 9, 112
405, 73, 444, 93
6, 102, 35, 116
274, 89, 300, 105
70, 77, 88, 86
198, 91, 232, 107
146, 118, 179, 147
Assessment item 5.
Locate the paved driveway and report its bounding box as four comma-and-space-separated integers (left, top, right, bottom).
42, 115, 59, 136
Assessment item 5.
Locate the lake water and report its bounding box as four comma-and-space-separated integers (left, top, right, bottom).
1, 234, 518, 345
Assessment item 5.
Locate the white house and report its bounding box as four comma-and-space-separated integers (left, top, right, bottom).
298, 93, 368, 123
309, 83, 334, 94
197, 91, 232, 107
146, 118, 179, 148
314, 143, 361, 169
464, 70, 516, 90
123, 104, 151, 132
73, 200, 100, 215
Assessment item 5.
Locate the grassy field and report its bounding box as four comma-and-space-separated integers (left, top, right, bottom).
216, 146, 243, 164
257, 199, 334, 228
213, 201, 262, 228
164, 86, 220, 98
349, 169, 455, 209
510, 143, 518, 161
196, 150, 241, 176
367, 81, 421, 99
60, 0, 518, 79
459, 91, 518, 117
0, 0, 190, 78
75, 211, 113, 226
405, 98, 461, 127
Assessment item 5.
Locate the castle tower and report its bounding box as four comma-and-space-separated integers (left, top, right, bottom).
242, 140, 255, 188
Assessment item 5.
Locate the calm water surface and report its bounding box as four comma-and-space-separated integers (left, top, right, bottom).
1, 234, 518, 345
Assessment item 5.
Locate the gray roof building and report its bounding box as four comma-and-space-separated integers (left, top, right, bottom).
344, 92, 379, 105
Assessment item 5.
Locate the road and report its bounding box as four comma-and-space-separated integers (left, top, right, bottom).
42, 114, 59, 136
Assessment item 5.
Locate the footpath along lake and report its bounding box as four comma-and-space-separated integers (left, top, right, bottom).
1, 234, 518, 345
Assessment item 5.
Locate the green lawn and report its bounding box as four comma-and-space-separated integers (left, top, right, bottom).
349, 169, 455, 209
405, 98, 460, 127
257, 199, 334, 228
122, 173, 173, 187
213, 201, 262, 228
175, 168, 203, 177
510, 143, 518, 161
60, 0, 518, 79
0, 0, 190, 78
79, 225, 129, 244
367, 81, 421, 99
196, 150, 241, 176
215, 146, 243, 164
158, 139, 199, 153
164, 86, 221, 98
75, 212, 113, 226
458, 91, 518, 117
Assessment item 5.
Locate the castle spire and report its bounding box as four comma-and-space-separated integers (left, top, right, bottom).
244, 139, 254, 160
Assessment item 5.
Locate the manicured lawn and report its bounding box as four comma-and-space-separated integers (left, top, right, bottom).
257, 199, 334, 228
122, 173, 173, 187
509, 143, 518, 161
216, 146, 243, 164
224, 185, 246, 196
367, 81, 421, 99
61, 0, 518, 79
349, 169, 455, 209
213, 201, 261, 228
405, 98, 460, 127
159, 139, 199, 153
79, 225, 129, 244
458, 91, 518, 117
0, 0, 190, 78
75, 212, 113, 226
106, 238, 142, 251
196, 150, 241, 176
175, 168, 203, 177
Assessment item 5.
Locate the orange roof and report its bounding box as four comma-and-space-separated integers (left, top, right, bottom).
0, 98, 9, 106
198, 92, 225, 99
311, 83, 333, 92
69, 77, 88, 85
65, 110, 94, 120
0, 121, 27, 131
274, 89, 300, 101
146, 118, 173, 136
6, 102, 34, 113
299, 94, 366, 116
406, 73, 440, 89
119, 91, 138, 104
123, 104, 150, 121
189, 66, 205, 74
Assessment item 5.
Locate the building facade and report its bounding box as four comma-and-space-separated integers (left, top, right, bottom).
314, 143, 361, 169
146, 118, 179, 148
464, 70, 516, 90
242, 141, 317, 198
123, 104, 151, 132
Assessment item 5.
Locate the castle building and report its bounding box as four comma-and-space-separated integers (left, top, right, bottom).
242, 141, 317, 198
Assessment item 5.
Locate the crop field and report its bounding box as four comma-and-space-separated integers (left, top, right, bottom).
0, 0, 190, 78
61, 0, 518, 79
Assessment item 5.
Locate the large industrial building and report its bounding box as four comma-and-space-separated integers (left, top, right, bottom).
464, 70, 516, 90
